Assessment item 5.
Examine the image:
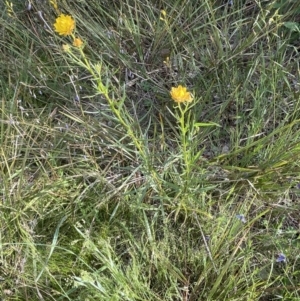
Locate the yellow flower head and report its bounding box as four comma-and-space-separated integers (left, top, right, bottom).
54, 14, 75, 36
73, 37, 83, 48
170, 85, 193, 103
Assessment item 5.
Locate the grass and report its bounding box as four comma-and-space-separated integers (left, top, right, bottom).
1, 0, 300, 300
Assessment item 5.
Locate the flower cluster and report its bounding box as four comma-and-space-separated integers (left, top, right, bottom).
54, 14, 83, 49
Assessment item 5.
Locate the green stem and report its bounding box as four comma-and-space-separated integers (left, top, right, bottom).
178, 103, 192, 185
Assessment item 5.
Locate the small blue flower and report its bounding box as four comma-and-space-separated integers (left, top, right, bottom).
236, 214, 246, 223
276, 253, 286, 263
204, 235, 210, 242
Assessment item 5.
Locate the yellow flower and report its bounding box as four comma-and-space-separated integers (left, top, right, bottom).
170, 85, 193, 103
73, 37, 83, 48
54, 14, 75, 36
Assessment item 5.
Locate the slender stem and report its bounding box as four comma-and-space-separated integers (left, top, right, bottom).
177, 103, 192, 184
